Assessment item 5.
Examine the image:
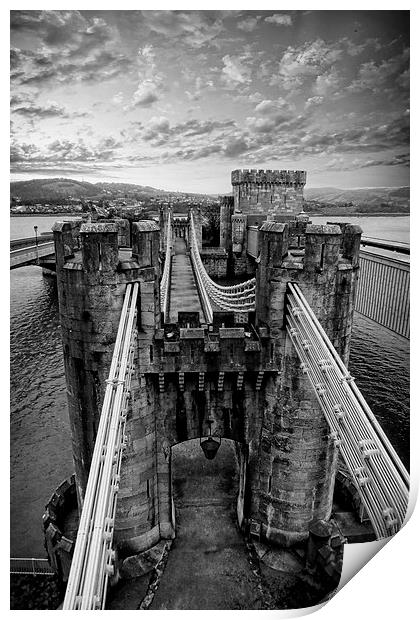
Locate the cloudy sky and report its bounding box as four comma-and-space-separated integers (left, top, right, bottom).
10, 10, 409, 193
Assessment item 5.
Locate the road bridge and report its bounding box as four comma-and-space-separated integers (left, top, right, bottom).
27, 170, 409, 610
10, 238, 55, 269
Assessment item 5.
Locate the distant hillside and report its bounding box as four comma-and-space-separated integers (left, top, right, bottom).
10, 178, 212, 203
305, 186, 409, 207
10, 178, 409, 213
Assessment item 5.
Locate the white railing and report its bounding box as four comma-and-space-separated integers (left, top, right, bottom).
10, 558, 54, 575
63, 282, 138, 610
189, 212, 256, 321
160, 210, 172, 323
286, 282, 409, 540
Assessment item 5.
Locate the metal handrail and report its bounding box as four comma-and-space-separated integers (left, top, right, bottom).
10, 558, 54, 575
286, 282, 409, 539
63, 283, 138, 610
160, 210, 172, 322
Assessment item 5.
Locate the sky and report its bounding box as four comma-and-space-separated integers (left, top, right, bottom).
10, 9, 410, 193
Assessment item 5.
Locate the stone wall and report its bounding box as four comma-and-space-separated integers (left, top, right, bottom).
53, 219, 162, 558
219, 195, 234, 251
253, 221, 361, 546
43, 475, 77, 585
232, 169, 306, 217
200, 248, 228, 278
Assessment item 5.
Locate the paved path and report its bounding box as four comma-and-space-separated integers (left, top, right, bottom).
169, 238, 204, 323
107, 440, 331, 610
150, 440, 266, 610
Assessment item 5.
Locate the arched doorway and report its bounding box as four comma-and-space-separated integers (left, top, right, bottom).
169, 437, 248, 535
151, 438, 257, 609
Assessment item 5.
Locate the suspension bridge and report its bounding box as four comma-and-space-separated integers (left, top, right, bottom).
52, 206, 410, 610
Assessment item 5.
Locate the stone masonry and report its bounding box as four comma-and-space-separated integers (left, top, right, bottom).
253, 221, 361, 544
52, 171, 361, 564
232, 169, 306, 218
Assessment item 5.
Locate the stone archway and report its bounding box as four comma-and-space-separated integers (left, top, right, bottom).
168, 437, 249, 536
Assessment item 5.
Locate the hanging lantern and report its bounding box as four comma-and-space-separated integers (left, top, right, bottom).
200, 420, 221, 460
200, 435, 221, 460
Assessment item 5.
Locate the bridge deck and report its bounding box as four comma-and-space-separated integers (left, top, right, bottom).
169, 238, 204, 323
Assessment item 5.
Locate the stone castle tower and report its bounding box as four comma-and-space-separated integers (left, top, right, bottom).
51, 188, 361, 562
231, 169, 306, 217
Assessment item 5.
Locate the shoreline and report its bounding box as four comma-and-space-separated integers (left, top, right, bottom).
10, 213, 82, 218
11, 211, 409, 218
308, 212, 409, 218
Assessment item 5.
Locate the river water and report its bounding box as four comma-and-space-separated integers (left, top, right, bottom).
10, 215, 410, 557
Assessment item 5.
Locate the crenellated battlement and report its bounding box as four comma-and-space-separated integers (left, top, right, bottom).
232, 169, 307, 187
231, 168, 307, 220
135, 322, 277, 376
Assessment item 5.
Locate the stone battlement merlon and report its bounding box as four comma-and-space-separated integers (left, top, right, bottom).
231, 169, 307, 187
135, 325, 277, 375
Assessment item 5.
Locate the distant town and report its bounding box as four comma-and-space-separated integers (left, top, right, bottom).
10, 177, 409, 217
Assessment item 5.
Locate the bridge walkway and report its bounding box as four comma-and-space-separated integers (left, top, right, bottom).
108, 440, 322, 610
169, 237, 205, 323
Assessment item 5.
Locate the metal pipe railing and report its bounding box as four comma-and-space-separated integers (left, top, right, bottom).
160, 210, 172, 323
63, 282, 138, 610
286, 282, 409, 540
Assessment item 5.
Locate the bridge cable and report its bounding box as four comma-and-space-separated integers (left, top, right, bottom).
189, 211, 256, 320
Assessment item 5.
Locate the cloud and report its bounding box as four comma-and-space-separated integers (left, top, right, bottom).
254, 98, 289, 115
348, 48, 409, 93
11, 98, 88, 120
264, 14, 293, 27
132, 82, 160, 107
223, 137, 249, 157
185, 76, 215, 101
11, 136, 122, 168
11, 11, 132, 88
11, 46, 131, 88
237, 16, 261, 32
304, 96, 324, 109
298, 119, 409, 155
313, 68, 342, 97
359, 153, 410, 168
341, 36, 382, 56
11, 11, 116, 58
129, 45, 164, 108
112, 92, 124, 105
316, 152, 410, 173
141, 11, 226, 48
245, 98, 294, 133
137, 117, 236, 147
270, 38, 344, 93
221, 54, 252, 85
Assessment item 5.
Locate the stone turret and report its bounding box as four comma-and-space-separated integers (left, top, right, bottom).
253, 222, 361, 545
231, 169, 306, 217
53, 219, 165, 557
219, 195, 234, 251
